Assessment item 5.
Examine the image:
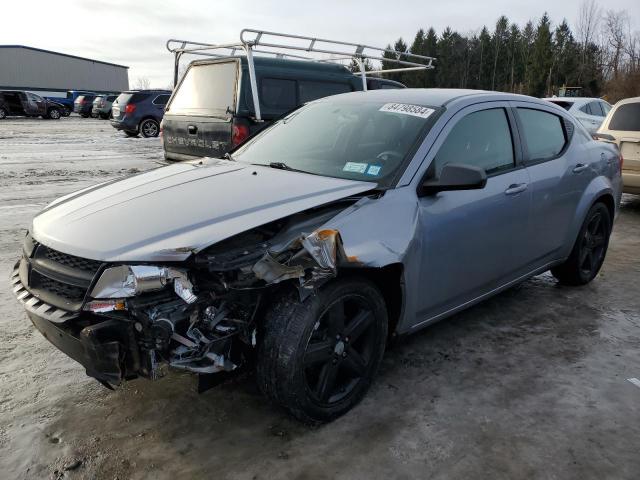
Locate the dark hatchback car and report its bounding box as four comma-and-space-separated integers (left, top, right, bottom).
162, 57, 405, 161
0, 90, 65, 119
110, 90, 172, 137
74, 94, 97, 117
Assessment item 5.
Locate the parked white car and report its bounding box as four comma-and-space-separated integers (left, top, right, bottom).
595, 96, 640, 195
544, 97, 612, 134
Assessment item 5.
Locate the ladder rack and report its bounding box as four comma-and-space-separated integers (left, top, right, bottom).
166, 29, 436, 121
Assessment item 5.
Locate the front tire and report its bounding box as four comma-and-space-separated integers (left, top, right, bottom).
551, 202, 611, 285
257, 277, 388, 424
47, 108, 61, 120
140, 118, 160, 138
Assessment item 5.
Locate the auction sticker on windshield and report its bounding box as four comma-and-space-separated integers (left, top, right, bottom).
379, 103, 435, 119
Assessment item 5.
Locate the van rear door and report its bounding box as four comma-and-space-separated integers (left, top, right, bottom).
163, 60, 240, 161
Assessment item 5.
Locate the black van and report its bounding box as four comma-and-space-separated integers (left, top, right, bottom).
162, 56, 404, 161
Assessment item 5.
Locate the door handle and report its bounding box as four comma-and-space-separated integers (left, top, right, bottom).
573, 163, 589, 173
188, 125, 197, 134
505, 183, 528, 195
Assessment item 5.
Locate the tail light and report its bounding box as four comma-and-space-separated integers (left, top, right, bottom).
125, 104, 136, 114
232, 122, 250, 147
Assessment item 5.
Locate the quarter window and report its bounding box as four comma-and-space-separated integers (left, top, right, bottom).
298, 81, 352, 103
433, 108, 514, 175
609, 103, 640, 131
153, 94, 171, 105
517, 108, 567, 161
261, 78, 297, 109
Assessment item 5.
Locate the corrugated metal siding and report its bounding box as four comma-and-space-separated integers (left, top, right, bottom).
0, 47, 129, 91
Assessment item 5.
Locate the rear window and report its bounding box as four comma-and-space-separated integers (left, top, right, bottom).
299, 81, 351, 103
107, 95, 117, 102
548, 100, 573, 111
517, 108, 567, 161
609, 103, 640, 131
115, 93, 150, 105
167, 61, 238, 116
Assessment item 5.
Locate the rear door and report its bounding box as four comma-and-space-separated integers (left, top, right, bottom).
163, 60, 239, 160
513, 102, 593, 263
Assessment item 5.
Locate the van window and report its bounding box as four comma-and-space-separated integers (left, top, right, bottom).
434, 108, 514, 175
261, 78, 296, 109
298, 81, 351, 103
167, 61, 238, 116
517, 108, 567, 161
609, 103, 640, 131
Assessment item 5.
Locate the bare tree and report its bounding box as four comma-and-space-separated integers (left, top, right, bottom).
576, 0, 601, 81
133, 76, 151, 90
603, 10, 629, 79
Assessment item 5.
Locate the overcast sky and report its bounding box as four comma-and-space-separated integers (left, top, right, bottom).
2, 0, 638, 88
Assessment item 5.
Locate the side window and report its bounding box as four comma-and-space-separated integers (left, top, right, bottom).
433, 108, 514, 176
517, 108, 567, 161
298, 81, 352, 103
260, 78, 297, 109
601, 102, 612, 115
153, 94, 170, 105
609, 103, 640, 131
589, 101, 604, 117
579, 104, 590, 115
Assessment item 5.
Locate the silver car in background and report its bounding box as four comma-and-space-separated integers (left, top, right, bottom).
544, 97, 612, 134
92, 94, 118, 119
11, 89, 622, 423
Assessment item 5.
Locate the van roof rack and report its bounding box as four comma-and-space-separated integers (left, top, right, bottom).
166, 29, 436, 121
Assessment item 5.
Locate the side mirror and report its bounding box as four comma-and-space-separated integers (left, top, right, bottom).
419, 163, 487, 196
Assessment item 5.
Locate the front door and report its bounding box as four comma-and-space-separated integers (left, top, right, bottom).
415, 103, 532, 323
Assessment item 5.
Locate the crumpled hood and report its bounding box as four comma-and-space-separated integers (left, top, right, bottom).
31, 159, 375, 262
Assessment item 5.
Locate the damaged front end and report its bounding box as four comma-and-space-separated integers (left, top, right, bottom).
12, 202, 359, 389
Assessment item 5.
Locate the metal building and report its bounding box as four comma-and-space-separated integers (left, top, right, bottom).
0, 45, 129, 98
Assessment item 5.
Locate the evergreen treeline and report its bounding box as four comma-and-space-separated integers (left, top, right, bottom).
358, 4, 639, 102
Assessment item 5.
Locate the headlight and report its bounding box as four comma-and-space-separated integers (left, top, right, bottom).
90, 265, 198, 304
90, 265, 169, 298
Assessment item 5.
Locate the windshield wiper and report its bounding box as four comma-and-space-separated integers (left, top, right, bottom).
223, 152, 235, 161
266, 162, 308, 174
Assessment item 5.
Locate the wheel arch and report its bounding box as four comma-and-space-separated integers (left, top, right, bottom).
339, 263, 405, 339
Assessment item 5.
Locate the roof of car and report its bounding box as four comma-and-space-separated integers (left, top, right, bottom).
543, 97, 603, 104
121, 90, 172, 94
613, 96, 640, 106
316, 88, 541, 107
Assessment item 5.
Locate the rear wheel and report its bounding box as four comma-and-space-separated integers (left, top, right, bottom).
257, 277, 388, 424
0, 107, 6, 119
140, 119, 160, 137
551, 202, 611, 285
124, 130, 139, 137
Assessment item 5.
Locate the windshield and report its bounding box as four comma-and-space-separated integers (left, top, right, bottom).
232, 100, 436, 186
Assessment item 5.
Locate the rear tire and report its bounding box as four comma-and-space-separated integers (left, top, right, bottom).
140, 118, 160, 138
124, 130, 139, 137
257, 277, 388, 424
551, 202, 611, 285
0, 107, 6, 119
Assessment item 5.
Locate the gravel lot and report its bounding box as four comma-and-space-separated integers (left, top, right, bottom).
1, 116, 639, 479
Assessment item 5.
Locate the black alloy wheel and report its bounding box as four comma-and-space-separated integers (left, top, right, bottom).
551, 202, 611, 285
